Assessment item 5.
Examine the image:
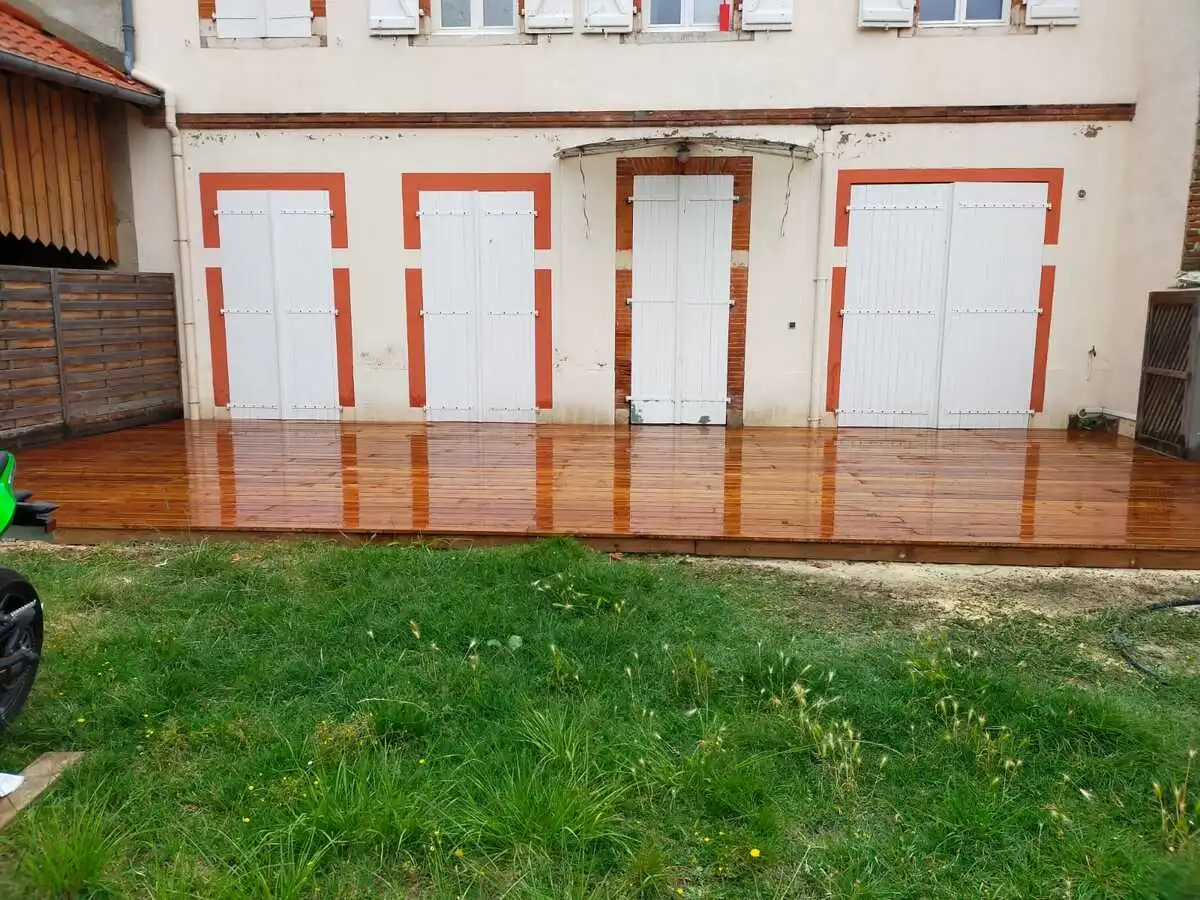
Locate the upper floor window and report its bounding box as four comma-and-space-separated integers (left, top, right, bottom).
645, 0, 721, 30
436, 0, 517, 30
918, 0, 1007, 25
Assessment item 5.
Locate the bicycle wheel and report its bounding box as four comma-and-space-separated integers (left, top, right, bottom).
0, 568, 43, 731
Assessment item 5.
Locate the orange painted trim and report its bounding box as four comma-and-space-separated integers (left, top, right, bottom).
825, 266, 847, 413
833, 168, 1065, 247
205, 267, 230, 407
404, 268, 426, 409
332, 267, 355, 408
199, 172, 349, 249
402, 173, 552, 250
1030, 265, 1057, 413
535, 268, 553, 409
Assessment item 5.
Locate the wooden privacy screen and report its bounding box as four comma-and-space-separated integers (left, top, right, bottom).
0, 266, 182, 447
0, 71, 118, 262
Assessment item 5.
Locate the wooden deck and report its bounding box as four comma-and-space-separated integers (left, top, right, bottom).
13, 420, 1200, 568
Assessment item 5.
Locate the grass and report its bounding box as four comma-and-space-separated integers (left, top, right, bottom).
0, 539, 1196, 898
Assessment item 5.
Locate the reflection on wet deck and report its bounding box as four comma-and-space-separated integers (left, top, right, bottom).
17, 421, 1200, 567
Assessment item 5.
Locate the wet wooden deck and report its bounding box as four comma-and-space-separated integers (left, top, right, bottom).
14, 421, 1200, 568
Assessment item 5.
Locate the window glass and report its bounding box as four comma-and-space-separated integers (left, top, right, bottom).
483, 0, 514, 26
965, 0, 1004, 19
651, 0, 683, 25
918, 0, 957, 20
693, 0, 720, 24
440, 0, 471, 27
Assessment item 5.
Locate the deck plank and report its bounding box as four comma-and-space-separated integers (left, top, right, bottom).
13, 421, 1200, 568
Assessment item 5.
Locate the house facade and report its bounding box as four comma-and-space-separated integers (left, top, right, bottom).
49, 0, 1200, 430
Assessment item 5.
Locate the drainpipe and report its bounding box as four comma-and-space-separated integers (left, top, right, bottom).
807, 127, 835, 427
120, 0, 134, 73
132, 69, 202, 421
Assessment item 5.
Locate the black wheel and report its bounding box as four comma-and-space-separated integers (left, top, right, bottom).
0, 568, 43, 732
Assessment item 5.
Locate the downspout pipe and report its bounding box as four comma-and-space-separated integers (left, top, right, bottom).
807, 127, 835, 427
132, 68, 202, 421
120, 0, 134, 74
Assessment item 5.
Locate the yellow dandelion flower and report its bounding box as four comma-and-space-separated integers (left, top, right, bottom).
750, 848, 761, 858
243, 817, 251, 823
454, 848, 464, 859
419, 758, 427, 765
675, 889, 684, 896
76, 717, 86, 724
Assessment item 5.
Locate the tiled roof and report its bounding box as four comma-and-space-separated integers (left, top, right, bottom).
0, 2, 158, 101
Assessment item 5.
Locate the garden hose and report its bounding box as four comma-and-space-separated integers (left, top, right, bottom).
1110, 597, 1200, 681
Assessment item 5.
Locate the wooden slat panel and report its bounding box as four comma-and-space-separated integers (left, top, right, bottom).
86, 98, 113, 262
37, 82, 64, 249
49, 86, 76, 252
22, 80, 50, 242
62, 87, 87, 253
9, 76, 36, 242
0, 74, 10, 238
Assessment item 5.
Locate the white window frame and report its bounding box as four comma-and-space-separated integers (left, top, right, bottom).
917, 0, 1009, 26
433, 0, 519, 31
643, 0, 720, 31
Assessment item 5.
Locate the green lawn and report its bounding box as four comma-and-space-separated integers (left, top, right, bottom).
0, 540, 1197, 898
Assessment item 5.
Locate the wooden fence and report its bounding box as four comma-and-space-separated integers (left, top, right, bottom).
0, 266, 182, 447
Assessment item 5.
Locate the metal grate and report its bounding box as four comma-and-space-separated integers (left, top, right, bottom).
1137, 292, 1199, 458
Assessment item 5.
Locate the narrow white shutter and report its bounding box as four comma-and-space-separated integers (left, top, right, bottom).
857, 0, 914, 28
369, 0, 421, 33
265, 0, 313, 37
525, 0, 575, 32
740, 0, 792, 31
215, 0, 268, 38
583, 0, 633, 33
1025, 0, 1080, 25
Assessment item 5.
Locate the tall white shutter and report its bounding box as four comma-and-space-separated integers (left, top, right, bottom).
265, 0, 313, 37
215, 0, 268, 38
421, 192, 481, 422
838, 184, 952, 428
216, 191, 280, 417
477, 192, 537, 423
269, 191, 339, 421
857, 0, 914, 28
525, 0, 575, 31
630, 176, 680, 426
583, 0, 633, 32
369, 0, 421, 33
1025, 0, 1080, 25
741, 0, 793, 31
936, 182, 1047, 430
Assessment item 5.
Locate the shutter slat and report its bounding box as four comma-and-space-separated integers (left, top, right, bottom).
525, 0, 575, 32
741, 0, 792, 31
369, 0, 421, 33
583, 0, 633, 32
1025, 0, 1081, 25
858, 0, 914, 27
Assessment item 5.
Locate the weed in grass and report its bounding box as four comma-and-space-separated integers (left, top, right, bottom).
1156, 749, 1199, 853
7, 792, 130, 899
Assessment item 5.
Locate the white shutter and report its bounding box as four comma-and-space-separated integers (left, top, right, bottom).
838, 184, 951, 428
525, 0, 575, 31
216, 191, 280, 417
477, 192, 537, 423
369, 0, 421, 33
1025, 0, 1080, 25
936, 182, 1047, 430
857, 0, 914, 28
269, 191, 339, 421
583, 0, 633, 33
215, 0, 268, 38
630, 176, 680, 425
421, 192, 481, 422
265, 0, 312, 37
740, 0, 792, 31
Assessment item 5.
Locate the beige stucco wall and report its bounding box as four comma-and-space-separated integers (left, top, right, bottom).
151, 121, 1129, 427
130, 0, 1137, 113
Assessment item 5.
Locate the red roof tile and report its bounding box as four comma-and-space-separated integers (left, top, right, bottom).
0, 2, 159, 101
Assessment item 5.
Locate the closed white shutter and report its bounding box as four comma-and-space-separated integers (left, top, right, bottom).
369, 0, 421, 33
583, 0, 633, 32
675, 175, 733, 425
216, 190, 280, 417
215, 0, 268, 38
265, 0, 313, 37
1025, 0, 1080, 25
420, 192, 481, 422
525, 0, 575, 31
838, 184, 952, 428
857, 0, 914, 28
477, 192, 537, 423
269, 191, 339, 421
740, 0, 793, 31
936, 182, 1048, 429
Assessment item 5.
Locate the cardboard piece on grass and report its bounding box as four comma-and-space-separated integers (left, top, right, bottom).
0, 752, 84, 830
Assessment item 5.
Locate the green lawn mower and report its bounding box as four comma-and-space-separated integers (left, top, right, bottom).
0, 451, 53, 733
